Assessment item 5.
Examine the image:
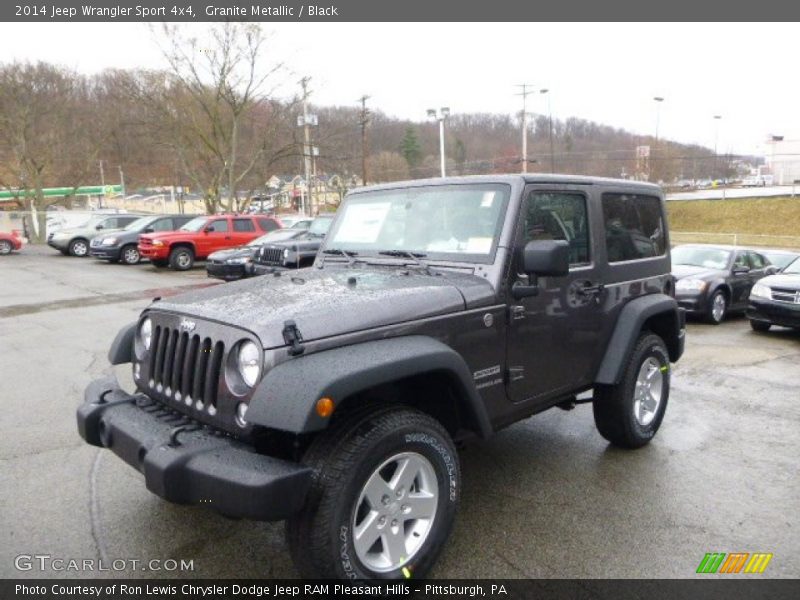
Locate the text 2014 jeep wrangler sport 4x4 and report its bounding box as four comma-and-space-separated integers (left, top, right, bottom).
77, 175, 685, 579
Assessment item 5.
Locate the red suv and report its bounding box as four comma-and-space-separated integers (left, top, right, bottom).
139, 214, 281, 270
0, 229, 23, 255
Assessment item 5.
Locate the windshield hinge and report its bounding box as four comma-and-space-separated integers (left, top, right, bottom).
282, 320, 305, 356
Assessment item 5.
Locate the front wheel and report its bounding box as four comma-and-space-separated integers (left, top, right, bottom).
705, 290, 727, 324
593, 333, 670, 449
0, 240, 12, 255
68, 238, 89, 257
169, 246, 194, 271
120, 244, 141, 265
287, 407, 460, 579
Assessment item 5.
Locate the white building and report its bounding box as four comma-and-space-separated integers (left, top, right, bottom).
764, 136, 800, 184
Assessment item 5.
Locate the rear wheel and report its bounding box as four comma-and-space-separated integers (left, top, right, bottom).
169, 246, 194, 271
705, 290, 727, 324
287, 406, 460, 579
120, 244, 141, 265
68, 238, 89, 257
0, 240, 12, 255
593, 332, 670, 449
749, 319, 771, 332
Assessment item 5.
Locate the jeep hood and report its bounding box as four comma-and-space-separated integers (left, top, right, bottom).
152, 267, 496, 348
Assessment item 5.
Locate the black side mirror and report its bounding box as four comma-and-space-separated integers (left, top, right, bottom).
512, 240, 570, 299
95, 224, 104, 230
765, 266, 779, 275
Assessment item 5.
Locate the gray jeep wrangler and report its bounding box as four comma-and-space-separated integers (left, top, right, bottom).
77, 175, 685, 579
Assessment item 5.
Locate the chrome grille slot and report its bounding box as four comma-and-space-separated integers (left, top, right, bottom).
205, 341, 224, 409
259, 247, 283, 265
772, 288, 798, 303
181, 334, 199, 400
193, 338, 211, 405
171, 332, 188, 397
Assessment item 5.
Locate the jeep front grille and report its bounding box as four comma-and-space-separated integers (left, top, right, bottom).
148, 325, 224, 412
258, 247, 283, 265
771, 287, 800, 304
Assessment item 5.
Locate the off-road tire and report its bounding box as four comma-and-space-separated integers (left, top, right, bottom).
593, 332, 670, 449
0, 240, 12, 255
286, 406, 460, 580
120, 244, 141, 265
68, 238, 89, 257
705, 290, 727, 324
749, 319, 771, 332
169, 246, 194, 271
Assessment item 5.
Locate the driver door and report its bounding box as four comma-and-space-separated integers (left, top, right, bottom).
505, 188, 602, 404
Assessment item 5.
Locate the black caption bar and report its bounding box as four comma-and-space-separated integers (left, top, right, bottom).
2, 0, 800, 22
4, 580, 800, 600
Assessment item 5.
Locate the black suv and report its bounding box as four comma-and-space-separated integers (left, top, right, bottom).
77, 175, 685, 579
251, 214, 335, 274
90, 214, 193, 265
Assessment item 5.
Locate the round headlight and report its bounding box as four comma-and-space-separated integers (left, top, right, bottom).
139, 318, 153, 351
282, 248, 290, 259
237, 341, 261, 387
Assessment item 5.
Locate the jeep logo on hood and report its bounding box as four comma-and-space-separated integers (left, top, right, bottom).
179, 318, 197, 333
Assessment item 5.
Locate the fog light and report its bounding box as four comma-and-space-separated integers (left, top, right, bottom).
235, 402, 249, 428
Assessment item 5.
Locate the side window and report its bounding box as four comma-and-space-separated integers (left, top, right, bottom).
522, 192, 590, 266
233, 218, 256, 232
118, 217, 137, 227
101, 218, 118, 229
748, 252, 765, 269
151, 218, 174, 232
258, 217, 279, 232
206, 219, 229, 233
175, 217, 192, 229
602, 193, 665, 262
733, 252, 748, 269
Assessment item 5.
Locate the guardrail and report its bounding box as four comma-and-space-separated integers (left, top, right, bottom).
672, 231, 800, 249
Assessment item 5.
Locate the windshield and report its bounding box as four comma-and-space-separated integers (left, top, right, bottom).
180, 216, 209, 232
123, 216, 155, 231
308, 217, 334, 237
783, 257, 800, 274
672, 246, 731, 270
324, 184, 510, 262
764, 252, 798, 270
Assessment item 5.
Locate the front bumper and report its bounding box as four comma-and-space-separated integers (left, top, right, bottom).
675, 291, 708, 314
251, 263, 290, 276
139, 245, 169, 260
206, 262, 248, 281
89, 246, 121, 260
747, 298, 800, 328
47, 238, 69, 251
77, 377, 312, 521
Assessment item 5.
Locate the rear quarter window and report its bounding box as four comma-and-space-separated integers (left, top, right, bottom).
257, 217, 279, 232
602, 193, 665, 262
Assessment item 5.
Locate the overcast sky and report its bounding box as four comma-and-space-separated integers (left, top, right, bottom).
2, 22, 797, 156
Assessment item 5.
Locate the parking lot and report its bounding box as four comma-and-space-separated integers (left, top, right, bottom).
1, 247, 799, 579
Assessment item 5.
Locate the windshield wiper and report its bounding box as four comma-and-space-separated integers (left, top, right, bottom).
321, 248, 359, 267
378, 250, 432, 273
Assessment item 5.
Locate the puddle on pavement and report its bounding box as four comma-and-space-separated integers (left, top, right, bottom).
0, 282, 220, 318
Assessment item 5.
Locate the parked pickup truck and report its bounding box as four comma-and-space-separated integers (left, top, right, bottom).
138, 214, 282, 270
78, 175, 685, 579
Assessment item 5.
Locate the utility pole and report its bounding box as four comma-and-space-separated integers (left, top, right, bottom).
358, 95, 370, 186
118, 165, 126, 199
652, 96, 664, 182
427, 107, 450, 177
98, 160, 105, 209
515, 84, 533, 173
540, 88, 555, 173
299, 77, 313, 215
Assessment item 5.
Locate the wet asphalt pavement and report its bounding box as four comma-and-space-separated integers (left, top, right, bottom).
1, 247, 798, 579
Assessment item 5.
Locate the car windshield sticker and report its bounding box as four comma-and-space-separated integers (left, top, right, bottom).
332, 202, 391, 244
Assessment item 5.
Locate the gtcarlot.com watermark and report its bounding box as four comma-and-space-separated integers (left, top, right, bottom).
15, 554, 194, 573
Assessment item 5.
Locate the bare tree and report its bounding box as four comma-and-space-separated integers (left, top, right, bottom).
135, 23, 299, 214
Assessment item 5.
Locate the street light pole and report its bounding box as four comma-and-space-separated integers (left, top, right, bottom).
427, 107, 450, 178
541, 89, 555, 173
713, 115, 722, 181
652, 96, 664, 182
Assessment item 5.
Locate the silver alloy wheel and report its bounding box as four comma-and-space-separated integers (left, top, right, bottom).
176, 251, 191, 268
352, 451, 438, 573
123, 246, 140, 264
71, 240, 88, 256
0, 240, 11, 255
711, 293, 726, 322
633, 357, 664, 427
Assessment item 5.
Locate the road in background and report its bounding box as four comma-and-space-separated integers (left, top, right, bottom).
667, 184, 799, 201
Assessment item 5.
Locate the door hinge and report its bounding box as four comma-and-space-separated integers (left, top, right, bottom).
509, 305, 526, 322
507, 366, 525, 382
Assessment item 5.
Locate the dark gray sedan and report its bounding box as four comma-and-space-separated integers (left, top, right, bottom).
672, 244, 777, 324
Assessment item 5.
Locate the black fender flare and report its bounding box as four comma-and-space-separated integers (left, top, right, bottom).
108, 322, 136, 365
246, 336, 493, 439
595, 294, 684, 385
